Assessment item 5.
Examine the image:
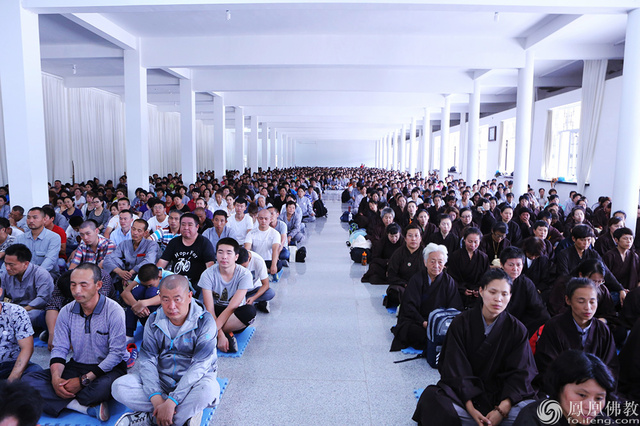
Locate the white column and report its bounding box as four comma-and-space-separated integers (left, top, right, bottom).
440, 96, 451, 178
249, 116, 259, 172
613, 8, 640, 225
270, 128, 277, 169
235, 107, 245, 172
124, 49, 149, 200
0, 2, 48, 208
398, 125, 406, 172
261, 123, 269, 170
213, 95, 226, 180
409, 118, 417, 175
513, 50, 535, 196
387, 134, 393, 169
420, 109, 431, 174
179, 79, 196, 186
429, 125, 437, 172
459, 111, 468, 181
468, 79, 482, 185
391, 131, 397, 170
291, 139, 296, 166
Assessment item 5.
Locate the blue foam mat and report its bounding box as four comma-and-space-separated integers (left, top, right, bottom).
414, 388, 424, 400
401, 347, 423, 355
382, 295, 397, 314
38, 377, 229, 426
217, 326, 255, 358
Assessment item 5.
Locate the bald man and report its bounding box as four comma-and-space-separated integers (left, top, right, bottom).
112, 274, 219, 426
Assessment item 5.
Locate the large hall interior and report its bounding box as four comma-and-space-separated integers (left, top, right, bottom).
1, 1, 640, 425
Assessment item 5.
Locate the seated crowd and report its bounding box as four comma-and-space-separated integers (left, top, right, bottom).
0, 167, 329, 425
345, 170, 640, 424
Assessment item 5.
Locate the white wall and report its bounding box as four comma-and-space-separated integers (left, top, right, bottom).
443, 76, 622, 203
296, 140, 376, 167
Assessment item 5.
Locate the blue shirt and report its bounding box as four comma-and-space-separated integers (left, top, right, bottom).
15, 228, 61, 274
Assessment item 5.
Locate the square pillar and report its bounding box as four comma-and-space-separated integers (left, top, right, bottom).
180, 79, 196, 186
124, 49, 149, 199
235, 107, 245, 172
0, 3, 49, 208
213, 95, 226, 180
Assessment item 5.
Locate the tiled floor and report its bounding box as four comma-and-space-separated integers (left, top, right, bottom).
31, 191, 441, 425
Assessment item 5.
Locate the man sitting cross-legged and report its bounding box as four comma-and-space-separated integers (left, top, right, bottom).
22, 263, 128, 421
112, 274, 220, 426
237, 247, 275, 314
199, 237, 256, 353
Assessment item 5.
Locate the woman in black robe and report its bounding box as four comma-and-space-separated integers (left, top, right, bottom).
516, 350, 616, 425
603, 227, 640, 291
521, 236, 555, 304
413, 269, 538, 426
478, 221, 511, 267
500, 247, 550, 336
361, 223, 403, 284
390, 243, 463, 351
415, 208, 437, 242
619, 318, 640, 403
594, 216, 624, 256
535, 277, 619, 388
447, 227, 489, 309
384, 223, 423, 308
427, 214, 459, 257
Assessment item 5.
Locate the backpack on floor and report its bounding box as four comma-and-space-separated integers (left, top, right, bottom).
341, 189, 351, 203
350, 247, 371, 263
313, 199, 328, 217
425, 308, 461, 368
295, 246, 307, 263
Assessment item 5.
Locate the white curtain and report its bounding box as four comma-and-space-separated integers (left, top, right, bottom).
577, 59, 608, 193
541, 109, 554, 179
1, 74, 214, 185
148, 105, 181, 177
43, 74, 71, 183
0, 84, 7, 186
196, 121, 215, 173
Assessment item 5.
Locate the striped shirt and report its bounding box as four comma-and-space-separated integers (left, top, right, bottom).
69, 235, 116, 266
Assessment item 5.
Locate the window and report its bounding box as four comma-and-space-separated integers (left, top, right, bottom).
545, 102, 581, 182
501, 118, 516, 174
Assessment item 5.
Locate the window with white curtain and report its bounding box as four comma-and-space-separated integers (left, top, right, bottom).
478, 125, 488, 180
448, 131, 460, 171
547, 102, 581, 182
501, 118, 516, 174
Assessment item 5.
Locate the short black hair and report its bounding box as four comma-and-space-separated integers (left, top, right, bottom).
180, 213, 199, 227
386, 223, 402, 235
478, 268, 512, 288
236, 247, 250, 264
216, 237, 241, 254
72, 263, 102, 283
213, 210, 228, 219
4, 244, 32, 262
545, 350, 615, 401
463, 227, 482, 240
613, 227, 634, 240
138, 264, 161, 282
69, 216, 84, 227
133, 218, 149, 231
571, 224, 594, 239
566, 277, 598, 299
0, 379, 43, 426
499, 246, 525, 265
0, 218, 9, 229
234, 196, 247, 206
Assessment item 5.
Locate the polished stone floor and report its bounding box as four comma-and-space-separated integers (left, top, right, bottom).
32, 191, 440, 425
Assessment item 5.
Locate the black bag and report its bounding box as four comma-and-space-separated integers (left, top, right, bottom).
340, 211, 351, 222
341, 189, 351, 203
425, 308, 461, 368
295, 246, 307, 263
313, 199, 328, 217
350, 247, 371, 263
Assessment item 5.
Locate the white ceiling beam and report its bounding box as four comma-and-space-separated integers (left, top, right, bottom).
63, 74, 177, 87
162, 67, 192, 80
62, 13, 137, 50
23, 0, 638, 14
192, 67, 473, 93
142, 35, 526, 69
534, 43, 625, 60
524, 14, 583, 49
40, 43, 123, 59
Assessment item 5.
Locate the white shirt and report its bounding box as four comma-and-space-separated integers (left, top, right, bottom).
245, 251, 269, 290
147, 215, 169, 232
245, 227, 281, 261
226, 214, 254, 245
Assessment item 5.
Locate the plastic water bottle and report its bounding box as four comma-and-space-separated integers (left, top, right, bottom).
361, 251, 368, 266
348, 206, 353, 222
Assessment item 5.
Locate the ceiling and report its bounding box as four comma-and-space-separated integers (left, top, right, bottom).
28, 0, 634, 142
